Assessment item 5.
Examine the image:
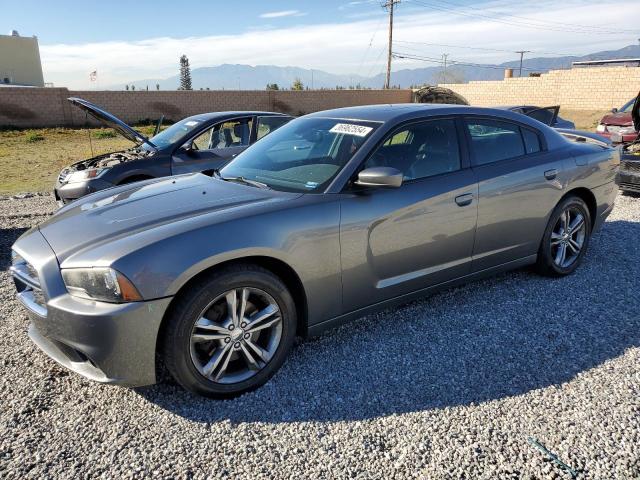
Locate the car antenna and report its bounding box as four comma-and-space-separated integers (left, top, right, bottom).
85, 111, 95, 158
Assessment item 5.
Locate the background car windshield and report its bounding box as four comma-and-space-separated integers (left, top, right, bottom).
148, 117, 207, 148
221, 117, 379, 192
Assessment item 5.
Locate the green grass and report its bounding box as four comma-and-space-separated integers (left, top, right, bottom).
0, 126, 158, 195
93, 129, 118, 139
25, 131, 45, 143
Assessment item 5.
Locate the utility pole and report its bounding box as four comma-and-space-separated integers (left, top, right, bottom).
383, 0, 400, 89
516, 50, 530, 77
442, 53, 449, 83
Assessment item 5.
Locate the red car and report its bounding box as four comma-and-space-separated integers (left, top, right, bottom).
596, 97, 638, 143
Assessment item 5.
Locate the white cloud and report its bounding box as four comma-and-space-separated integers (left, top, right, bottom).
39, 0, 639, 89
259, 10, 306, 18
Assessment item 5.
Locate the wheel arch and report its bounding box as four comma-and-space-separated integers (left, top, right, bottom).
155, 255, 309, 377
560, 187, 597, 229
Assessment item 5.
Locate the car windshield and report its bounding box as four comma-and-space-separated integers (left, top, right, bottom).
147, 117, 208, 148
621, 98, 637, 113
220, 117, 380, 193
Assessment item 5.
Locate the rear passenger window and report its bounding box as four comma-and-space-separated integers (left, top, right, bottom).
466, 119, 525, 165
364, 119, 460, 181
522, 128, 541, 154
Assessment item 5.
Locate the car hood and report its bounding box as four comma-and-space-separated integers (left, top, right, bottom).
38, 174, 298, 264
600, 111, 633, 127
68, 97, 156, 149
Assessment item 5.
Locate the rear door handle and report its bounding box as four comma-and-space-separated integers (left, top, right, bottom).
455, 193, 474, 207
544, 169, 558, 180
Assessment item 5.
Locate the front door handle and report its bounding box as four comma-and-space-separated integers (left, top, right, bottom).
544, 169, 558, 180
455, 193, 474, 207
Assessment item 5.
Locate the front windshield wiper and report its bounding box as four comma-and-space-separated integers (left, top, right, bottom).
213, 170, 271, 190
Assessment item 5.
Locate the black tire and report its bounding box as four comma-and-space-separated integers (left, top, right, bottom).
535, 196, 591, 277
161, 264, 297, 398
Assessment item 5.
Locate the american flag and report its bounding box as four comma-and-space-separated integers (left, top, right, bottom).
89, 71, 97, 82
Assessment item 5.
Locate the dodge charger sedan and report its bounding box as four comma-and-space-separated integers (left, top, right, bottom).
55, 98, 292, 204
11, 104, 619, 397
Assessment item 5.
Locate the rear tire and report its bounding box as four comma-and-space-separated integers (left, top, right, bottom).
535, 196, 591, 277
162, 264, 297, 398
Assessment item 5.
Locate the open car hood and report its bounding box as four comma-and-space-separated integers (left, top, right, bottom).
68, 97, 156, 149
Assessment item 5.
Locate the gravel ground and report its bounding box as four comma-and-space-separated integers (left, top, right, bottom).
0, 193, 638, 479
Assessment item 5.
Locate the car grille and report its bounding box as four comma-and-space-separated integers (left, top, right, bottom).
621, 161, 640, 173
10, 251, 47, 316
620, 182, 640, 192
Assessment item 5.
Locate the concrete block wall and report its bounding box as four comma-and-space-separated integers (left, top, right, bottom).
0, 88, 413, 128
439, 66, 640, 110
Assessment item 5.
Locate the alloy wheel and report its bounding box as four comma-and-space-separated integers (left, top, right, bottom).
550, 207, 586, 269
189, 287, 282, 384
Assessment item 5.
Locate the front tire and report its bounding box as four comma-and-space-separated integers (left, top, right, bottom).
162, 264, 297, 398
535, 196, 591, 277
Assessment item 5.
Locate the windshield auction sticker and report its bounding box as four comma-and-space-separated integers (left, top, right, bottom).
329, 123, 373, 137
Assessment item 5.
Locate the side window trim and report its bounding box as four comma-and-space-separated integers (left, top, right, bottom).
185, 116, 253, 152
463, 115, 547, 167
255, 115, 293, 142
360, 116, 466, 184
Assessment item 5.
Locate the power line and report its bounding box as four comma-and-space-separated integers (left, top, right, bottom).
428, 0, 639, 34
356, 13, 387, 76
406, 0, 637, 35
392, 51, 539, 71
394, 40, 580, 57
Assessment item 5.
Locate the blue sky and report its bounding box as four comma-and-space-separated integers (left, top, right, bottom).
3, 0, 638, 88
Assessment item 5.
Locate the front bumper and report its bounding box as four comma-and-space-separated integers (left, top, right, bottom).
26, 295, 172, 386
12, 228, 173, 387
54, 178, 114, 205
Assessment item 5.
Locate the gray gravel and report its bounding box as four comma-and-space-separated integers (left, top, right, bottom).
0, 193, 638, 479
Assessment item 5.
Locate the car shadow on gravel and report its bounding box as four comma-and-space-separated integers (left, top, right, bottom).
138, 220, 640, 423
0, 227, 28, 270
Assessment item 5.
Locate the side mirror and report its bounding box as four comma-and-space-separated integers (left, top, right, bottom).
611, 108, 618, 114
355, 167, 403, 188
181, 141, 194, 153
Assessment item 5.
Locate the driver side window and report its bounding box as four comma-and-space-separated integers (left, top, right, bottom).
191, 118, 253, 151
364, 119, 461, 181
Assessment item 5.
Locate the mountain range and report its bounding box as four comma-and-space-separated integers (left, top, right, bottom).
111, 44, 640, 91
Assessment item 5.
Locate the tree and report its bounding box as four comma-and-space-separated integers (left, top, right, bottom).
266, 83, 280, 91
156, 83, 160, 91
131, 85, 136, 91
179, 54, 193, 90
291, 78, 304, 91
125, 85, 129, 91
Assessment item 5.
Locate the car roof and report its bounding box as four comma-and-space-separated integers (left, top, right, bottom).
185, 111, 289, 122
304, 103, 548, 126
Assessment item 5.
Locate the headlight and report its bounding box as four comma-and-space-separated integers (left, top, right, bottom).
65, 168, 106, 184
11, 249, 25, 265
61, 267, 142, 303
596, 124, 606, 133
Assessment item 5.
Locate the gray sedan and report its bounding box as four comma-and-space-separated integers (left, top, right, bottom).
11, 104, 619, 397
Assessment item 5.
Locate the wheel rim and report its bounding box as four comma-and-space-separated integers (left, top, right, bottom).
189, 287, 282, 384
550, 206, 586, 269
